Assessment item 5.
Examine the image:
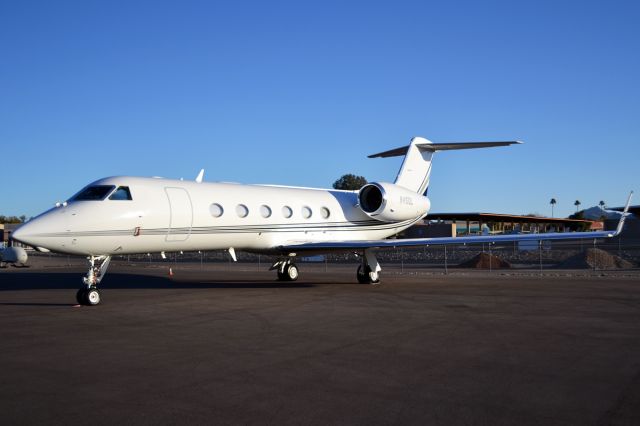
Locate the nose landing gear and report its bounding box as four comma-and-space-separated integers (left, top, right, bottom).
77, 255, 111, 306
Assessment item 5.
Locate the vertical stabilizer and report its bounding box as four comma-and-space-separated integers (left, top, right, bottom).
394, 137, 434, 195
368, 137, 522, 195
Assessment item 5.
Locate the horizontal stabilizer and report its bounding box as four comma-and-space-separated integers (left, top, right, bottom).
368, 141, 522, 158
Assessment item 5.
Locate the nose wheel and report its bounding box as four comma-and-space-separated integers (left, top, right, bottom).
76, 286, 101, 306
77, 255, 111, 306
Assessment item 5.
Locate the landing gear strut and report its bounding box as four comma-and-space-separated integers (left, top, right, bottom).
357, 249, 381, 284
77, 255, 111, 306
271, 258, 299, 281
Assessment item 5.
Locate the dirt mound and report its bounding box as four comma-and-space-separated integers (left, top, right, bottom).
458, 252, 511, 269
557, 248, 634, 269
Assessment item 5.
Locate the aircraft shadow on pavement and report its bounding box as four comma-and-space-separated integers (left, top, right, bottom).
0, 272, 315, 290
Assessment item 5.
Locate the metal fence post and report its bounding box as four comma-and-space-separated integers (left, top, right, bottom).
489, 243, 492, 273
618, 237, 622, 259
593, 238, 597, 272
538, 240, 542, 273
444, 245, 448, 275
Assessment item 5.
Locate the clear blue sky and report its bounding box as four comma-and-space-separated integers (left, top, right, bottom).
2, 0, 639, 219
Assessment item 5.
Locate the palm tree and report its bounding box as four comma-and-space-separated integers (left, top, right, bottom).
574, 200, 581, 212
599, 200, 606, 209
550, 198, 557, 217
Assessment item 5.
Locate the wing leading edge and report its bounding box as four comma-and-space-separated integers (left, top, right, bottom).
280, 192, 633, 253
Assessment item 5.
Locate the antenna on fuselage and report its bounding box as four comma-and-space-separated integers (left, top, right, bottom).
195, 169, 205, 183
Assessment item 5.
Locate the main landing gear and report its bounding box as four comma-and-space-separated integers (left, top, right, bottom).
77, 255, 111, 306
271, 250, 382, 285
271, 258, 299, 281
356, 249, 381, 284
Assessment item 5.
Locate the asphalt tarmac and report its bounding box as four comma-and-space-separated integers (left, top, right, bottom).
1, 262, 639, 425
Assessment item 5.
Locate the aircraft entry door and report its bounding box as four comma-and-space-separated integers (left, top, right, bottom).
165, 187, 193, 242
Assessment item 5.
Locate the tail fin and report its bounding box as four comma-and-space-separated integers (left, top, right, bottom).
368, 137, 522, 195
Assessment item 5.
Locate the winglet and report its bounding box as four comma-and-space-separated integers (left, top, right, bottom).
613, 191, 633, 236
195, 169, 205, 183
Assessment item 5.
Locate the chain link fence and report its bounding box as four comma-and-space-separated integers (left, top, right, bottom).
25, 238, 640, 274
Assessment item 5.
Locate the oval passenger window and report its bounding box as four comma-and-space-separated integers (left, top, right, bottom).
236, 204, 249, 218
282, 206, 293, 218
302, 206, 312, 219
260, 205, 272, 218
210, 203, 224, 218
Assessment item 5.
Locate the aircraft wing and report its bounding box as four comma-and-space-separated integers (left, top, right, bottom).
280, 229, 618, 252
280, 192, 633, 253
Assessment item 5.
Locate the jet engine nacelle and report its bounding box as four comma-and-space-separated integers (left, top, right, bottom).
358, 182, 430, 222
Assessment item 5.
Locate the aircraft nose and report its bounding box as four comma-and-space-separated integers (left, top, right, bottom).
11, 222, 35, 247
11, 211, 60, 251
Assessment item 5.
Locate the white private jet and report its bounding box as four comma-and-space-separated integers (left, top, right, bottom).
12, 137, 632, 306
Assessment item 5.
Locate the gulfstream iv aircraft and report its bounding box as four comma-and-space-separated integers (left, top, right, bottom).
12, 137, 632, 306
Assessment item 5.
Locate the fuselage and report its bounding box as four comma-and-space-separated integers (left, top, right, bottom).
13, 176, 430, 256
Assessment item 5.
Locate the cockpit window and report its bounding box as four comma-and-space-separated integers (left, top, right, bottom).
72, 185, 116, 201
109, 186, 132, 201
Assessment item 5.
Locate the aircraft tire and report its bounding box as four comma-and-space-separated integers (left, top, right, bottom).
368, 271, 380, 284
356, 265, 369, 284
85, 287, 101, 306
76, 288, 87, 305
285, 264, 299, 281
